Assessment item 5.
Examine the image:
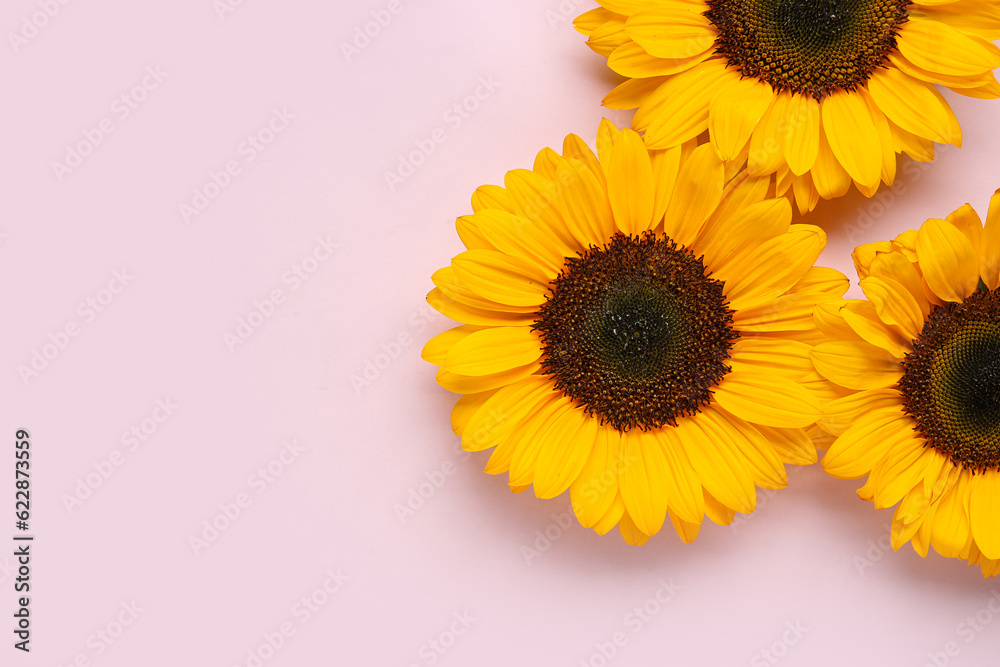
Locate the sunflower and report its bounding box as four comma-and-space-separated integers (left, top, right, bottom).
422, 120, 848, 545
575, 1, 1000, 214
812, 190, 1000, 576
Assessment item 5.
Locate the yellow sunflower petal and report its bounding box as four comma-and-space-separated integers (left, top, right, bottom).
822, 408, 918, 478
983, 188, 1000, 290
649, 145, 683, 226
551, 158, 616, 250
562, 133, 605, 185
706, 407, 788, 488
593, 491, 627, 535
508, 397, 576, 486
709, 76, 776, 161
450, 389, 499, 436
625, 9, 717, 60
872, 442, 938, 510
861, 89, 896, 186
791, 173, 820, 214
603, 76, 668, 111
435, 361, 541, 395
866, 65, 963, 146
868, 251, 935, 319
636, 59, 739, 148
668, 509, 702, 544
619, 429, 670, 535
811, 341, 903, 390
757, 425, 816, 466
820, 388, 904, 437
930, 473, 972, 559
888, 117, 936, 161
896, 16, 1000, 76
571, 427, 622, 528
678, 415, 756, 513
947, 203, 984, 256
618, 510, 651, 545
452, 250, 550, 308
704, 489, 736, 526
724, 225, 827, 309
608, 41, 712, 78
422, 325, 483, 365
711, 370, 821, 428
658, 428, 706, 523
915, 217, 980, 302
821, 90, 882, 189
811, 121, 853, 199
970, 470, 1000, 559
471, 184, 513, 214
858, 276, 926, 342
728, 338, 814, 380
533, 406, 598, 499
747, 93, 789, 176
608, 129, 656, 234
919, 1, 1000, 41
781, 93, 821, 176
473, 210, 567, 276
443, 326, 542, 376
426, 289, 535, 328
584, 12, 629, 57
461, 377, 552, 452
661, 143, 725, 247
700, 198, 792, 279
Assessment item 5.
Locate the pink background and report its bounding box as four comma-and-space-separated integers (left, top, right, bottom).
5, 1, 1000, 665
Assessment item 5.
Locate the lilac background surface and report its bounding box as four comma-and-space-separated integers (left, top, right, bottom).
4, 1, 1000, 665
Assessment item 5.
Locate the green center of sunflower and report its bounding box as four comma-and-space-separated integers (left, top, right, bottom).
704, 0, 911, 99
532, 232, 738, 432
899, 288, 1000, 472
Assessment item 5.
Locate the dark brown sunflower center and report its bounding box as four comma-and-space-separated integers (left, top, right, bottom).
704, 0, 911, 99
532, 232, 738, 432
899, 287, 1000, 472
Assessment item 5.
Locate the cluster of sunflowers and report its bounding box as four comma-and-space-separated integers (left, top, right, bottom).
422, 0, 1000, 577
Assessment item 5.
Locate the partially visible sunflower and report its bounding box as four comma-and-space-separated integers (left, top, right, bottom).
575, 1, 1000, 214
422, 120, 848, 545
812, 190, 1000, 577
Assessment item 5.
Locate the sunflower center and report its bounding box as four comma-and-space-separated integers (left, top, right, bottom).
532, 232, 738, 432
899, 288, 1000, 472
704, 0, 911, 99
